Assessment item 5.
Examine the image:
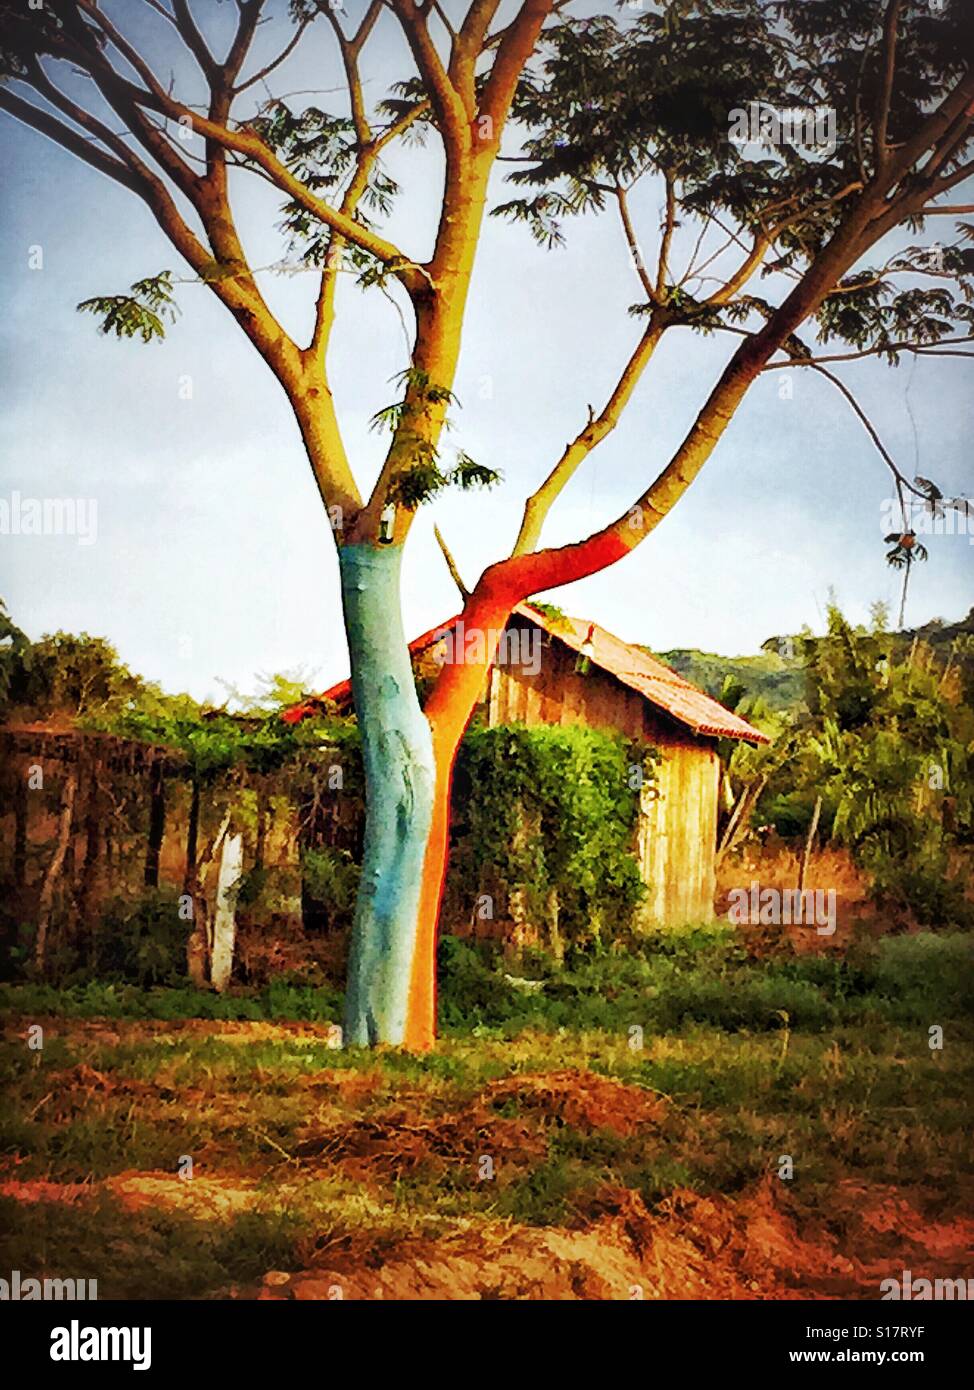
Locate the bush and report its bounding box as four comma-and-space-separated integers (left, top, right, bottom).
92, 889, 188, 987
0, 978, 344, 1022
301, 846, 360, 933
437, 936, 525, 1028
866, 846, 973, 929
871, 932, 974, 1019
447, 724, 649, 949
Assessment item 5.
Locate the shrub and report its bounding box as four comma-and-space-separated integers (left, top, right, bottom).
437, 936, 526, 1028
871, 933, 974, 1019
92, 889, 188, 987
446, 724, 648, 949
301, 846, 360, 933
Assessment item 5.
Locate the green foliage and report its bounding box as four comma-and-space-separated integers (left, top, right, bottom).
793, 603, 974, 923
436, 936, 526, 1029
871, 933, 974, 1019
448, 724, 648, 949
497, 2, 974, 349
3, 927, 970, 1036
816, 276, 974, 364
526, 601, 569, 627
77, 272, 178, 343
0, 979, 343, 1023
0, 598, 29, 708
106, 696, 361, 785
386, 455, 447, 508
1, 627, 146, 721
368, 370, 500, 508
92, 889, 188, 989
450, 452, 500, 491
435, 924, 974, 1037
301, 846, 360, 934
656, 644, 804, 712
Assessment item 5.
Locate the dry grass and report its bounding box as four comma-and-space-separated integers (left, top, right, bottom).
1, 982, 972, 1299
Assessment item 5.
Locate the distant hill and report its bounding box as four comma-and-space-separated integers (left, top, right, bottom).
652, 607, 974, 714
903, 606, 974, 653
654, 648, 805, 712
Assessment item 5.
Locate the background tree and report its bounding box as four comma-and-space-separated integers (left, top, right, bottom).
1, 625, 146, 723
2, 0, 972, 1046
796, 601, 972, 923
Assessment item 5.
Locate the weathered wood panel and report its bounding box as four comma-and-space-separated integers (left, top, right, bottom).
487, 615, 721, 927
487, 615, 648, 738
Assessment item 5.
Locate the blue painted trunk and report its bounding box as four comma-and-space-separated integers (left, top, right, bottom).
339, 544, 436, 1046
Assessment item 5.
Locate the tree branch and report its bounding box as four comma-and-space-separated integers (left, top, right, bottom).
761, 335, 974, 368
434, 524, 470, 599
615, 182, 657, 302
0, 86, 142, 195
388, 0, 468, 161
802, 362, 927, 501
512, 318, 666, 556
873, 0, 902, 170
450, 0, 502, 116
468, 198, 890, 608
171, 0, 220, 82
478, 0, 554, 138
235, 14, 311, 93
656, 170, 677, 295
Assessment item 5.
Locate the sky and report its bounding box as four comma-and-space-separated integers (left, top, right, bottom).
0, 1, 971, 707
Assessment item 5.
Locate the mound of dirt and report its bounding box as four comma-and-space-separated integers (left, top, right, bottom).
4, 1166, 971, 1300
483, 1069, 666, 1136
257, 1176, 974, 1301
294, 1108, 545, 1179
253, 1180, 808, 1301
293, 1068, 663, 1179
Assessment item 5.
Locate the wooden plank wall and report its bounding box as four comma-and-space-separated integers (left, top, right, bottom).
637, 732, 719, 925
488, 615, 720, 925
487, 616, 648, 737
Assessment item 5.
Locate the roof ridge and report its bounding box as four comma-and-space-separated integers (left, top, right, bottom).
293, 601, 770, 744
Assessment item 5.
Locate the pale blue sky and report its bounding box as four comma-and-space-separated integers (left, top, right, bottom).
0, 2, 971, 705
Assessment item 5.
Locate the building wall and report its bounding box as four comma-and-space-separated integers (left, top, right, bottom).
636, 735, 719, 925
487, 616, 720, 925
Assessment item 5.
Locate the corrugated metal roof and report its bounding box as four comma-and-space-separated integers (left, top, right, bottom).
512, 605, 770, 743
286, 602, 770, 744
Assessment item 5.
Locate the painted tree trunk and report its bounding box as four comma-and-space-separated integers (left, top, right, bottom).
340, 543, 436, 1046
404, 586, 524, 1051
403, 743, 453, 1051
210, 830, 243, 994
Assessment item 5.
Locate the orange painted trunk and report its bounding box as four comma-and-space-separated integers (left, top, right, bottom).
402, 534, 636, 1049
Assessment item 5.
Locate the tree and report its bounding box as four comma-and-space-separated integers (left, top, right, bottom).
2, 0, 972, 1046
796, 601, 973, 923
1, 624, 146, 721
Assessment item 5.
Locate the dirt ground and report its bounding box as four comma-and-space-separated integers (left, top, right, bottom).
2, 1015, 972, 1301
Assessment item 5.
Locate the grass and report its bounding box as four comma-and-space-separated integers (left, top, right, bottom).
4, 924, 971, 1032
0, 926, 971, 1297
0, 1192, 309, 1300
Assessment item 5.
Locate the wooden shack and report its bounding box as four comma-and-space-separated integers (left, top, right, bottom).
310, 602, 769, 927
